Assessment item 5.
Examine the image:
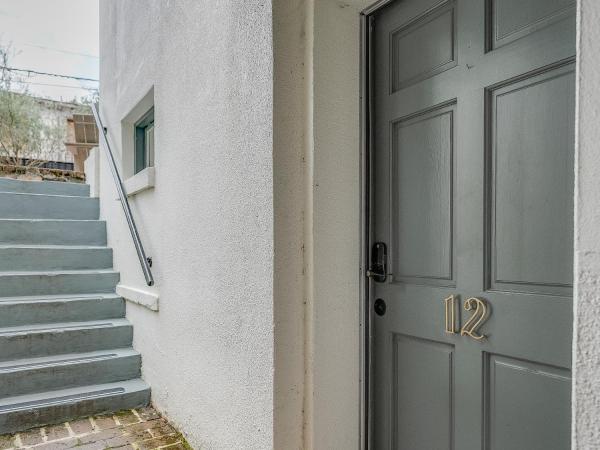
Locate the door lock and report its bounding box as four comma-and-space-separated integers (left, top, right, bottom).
367, 242, 391, 282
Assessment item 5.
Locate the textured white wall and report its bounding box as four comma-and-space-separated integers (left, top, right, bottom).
98, 1, 274, 448
306, 1, 366, 449
573, 0, 600, 448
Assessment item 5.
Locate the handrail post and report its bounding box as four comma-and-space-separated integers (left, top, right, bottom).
91, 103, 155, 286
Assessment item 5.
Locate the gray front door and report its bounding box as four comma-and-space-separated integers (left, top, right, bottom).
369, 1, 575, 449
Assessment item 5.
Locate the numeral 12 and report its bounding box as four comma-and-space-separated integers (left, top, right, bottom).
443, 296, 489, 340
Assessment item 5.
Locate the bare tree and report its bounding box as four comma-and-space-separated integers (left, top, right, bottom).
72, 89, 99, 111
0, 44, 46, 167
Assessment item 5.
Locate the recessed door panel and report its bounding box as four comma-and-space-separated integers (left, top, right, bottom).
392, 102, 455, 284
391, 2, 457, 92
488, 0, 575, 50
489, 63, 575, 295
393, 335, 454, 450
484, 354, 571, 450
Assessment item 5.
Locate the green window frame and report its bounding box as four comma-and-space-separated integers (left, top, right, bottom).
134, 108, 154, 174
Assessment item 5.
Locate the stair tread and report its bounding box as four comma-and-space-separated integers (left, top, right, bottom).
0, 179, 88, 195
0, 348, 139, 371
0, 245, 108, 249
0, 191, 94, 200
0, 379, 149, 410
0, 269, 117, 276
0, 218, 103, 223
0, 192, 99, 220
0, 271, 119, 298
0, 179, 84, 187
0, 293, 121, 303
0, 178, 84, 186
0, 318, 130, 335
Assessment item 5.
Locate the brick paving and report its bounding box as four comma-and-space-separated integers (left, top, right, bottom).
0, 407, 190, 450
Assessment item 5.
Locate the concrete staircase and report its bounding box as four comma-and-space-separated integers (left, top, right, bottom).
0, 178, 150, 434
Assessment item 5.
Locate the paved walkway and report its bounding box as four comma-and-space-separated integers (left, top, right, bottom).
0, 407, 190, 450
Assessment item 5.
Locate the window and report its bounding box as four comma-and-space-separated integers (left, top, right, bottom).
134, 108, 154, 174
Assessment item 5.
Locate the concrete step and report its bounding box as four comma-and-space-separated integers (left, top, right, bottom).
0, 270, 119, 297
0, 349, 141, 399
0, 294, 125, 327
0, 319, 133, 362
0, 178, 89, 197
0, 179, 149, 433
0, 246, 112, 271
0, 379, 150, 434
0, 219, 107, 246
0, 192, 99, 220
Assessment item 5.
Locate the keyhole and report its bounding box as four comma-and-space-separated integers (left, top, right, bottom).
374, 298, 387, 316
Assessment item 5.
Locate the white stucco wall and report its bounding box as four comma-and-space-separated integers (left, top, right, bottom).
573, 0, 600, 448
97, 1, 369, 448
98, 1, 274, 448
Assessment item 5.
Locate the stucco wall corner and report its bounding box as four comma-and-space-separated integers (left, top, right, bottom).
573, 0, 600, 448
573, 252, 600, 448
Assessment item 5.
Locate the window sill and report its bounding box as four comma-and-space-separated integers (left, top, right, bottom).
125, 167, 155, 196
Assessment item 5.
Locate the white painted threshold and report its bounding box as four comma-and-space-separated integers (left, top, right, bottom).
116, 284, 159, 311
124, 167, 155, 196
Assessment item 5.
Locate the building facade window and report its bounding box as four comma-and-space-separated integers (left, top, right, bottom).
134, 108, 154, 174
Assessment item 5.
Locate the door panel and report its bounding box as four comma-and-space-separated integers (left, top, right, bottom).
488, 64, 575, 295
369, 0, 575, 448
392, 335, 454, 450
391, 1, 457, 91
488, 0, 575, 49
392, 101, 455, 284
484, 354, 571, 450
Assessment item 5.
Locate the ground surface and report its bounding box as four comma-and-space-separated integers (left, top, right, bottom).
0, 407, 190, 450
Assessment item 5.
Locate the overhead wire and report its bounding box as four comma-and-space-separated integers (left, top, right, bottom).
19, 43, 99, 59
14, 80, 98, 91
0, 66, 98, 82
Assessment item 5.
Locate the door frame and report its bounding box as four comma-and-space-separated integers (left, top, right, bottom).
359, 2, 396, 449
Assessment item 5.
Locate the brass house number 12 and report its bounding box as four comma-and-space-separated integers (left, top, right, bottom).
444, 295, 489, 340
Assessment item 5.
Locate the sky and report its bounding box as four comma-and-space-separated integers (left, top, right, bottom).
0, 0, 99, 102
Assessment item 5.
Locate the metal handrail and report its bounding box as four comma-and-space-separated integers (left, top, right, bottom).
91, 103, 155, 286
